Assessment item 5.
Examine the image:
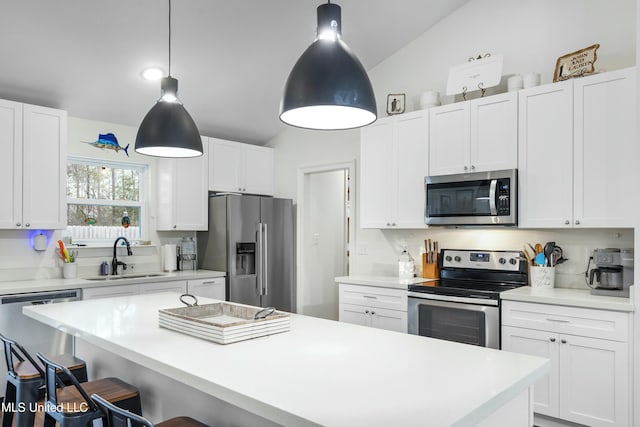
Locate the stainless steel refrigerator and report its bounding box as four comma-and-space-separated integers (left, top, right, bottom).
197, 194, 295, 312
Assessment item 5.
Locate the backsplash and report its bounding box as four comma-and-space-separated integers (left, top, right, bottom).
352, 228, 634, 289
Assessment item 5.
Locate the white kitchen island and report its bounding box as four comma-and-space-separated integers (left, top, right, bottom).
24, 293, 548, 427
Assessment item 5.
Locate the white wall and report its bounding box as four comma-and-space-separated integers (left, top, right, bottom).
267, 0, 637, 289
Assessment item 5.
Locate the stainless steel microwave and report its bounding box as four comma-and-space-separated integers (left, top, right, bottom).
425, 169, 517, 226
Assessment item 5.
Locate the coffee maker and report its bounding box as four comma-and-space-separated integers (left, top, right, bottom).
589, 248, 634, 297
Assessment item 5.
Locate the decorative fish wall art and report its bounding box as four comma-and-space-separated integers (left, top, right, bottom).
83, 133, 129, 156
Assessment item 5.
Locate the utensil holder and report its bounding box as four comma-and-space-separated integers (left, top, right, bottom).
530, 266, 555, 288
62, 262, 77, 279
422, 254, 440, 279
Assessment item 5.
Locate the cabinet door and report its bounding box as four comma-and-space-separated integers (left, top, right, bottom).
369, 307, 407, 333
208, 138, 242, 192
502, 326, 560, 417
470, 92, 518, 172
429, 102, 470, 176
518, 81, 573, 228
243, 145, 274, 196
173, 138, 208, 230
22, 104, 67, 229
0, 100, 22, 229
188, 278, 226, 300
394, 110, 429, 228
338, 303, 371, 327
139, 280, 187, 294
559, 335, 628, 427
360, 118, 394, 228
573, 68, 636, 228
82, 284, 139, 300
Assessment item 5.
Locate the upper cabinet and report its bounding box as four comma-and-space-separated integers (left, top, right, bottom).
429, 92, 517, 176
0, 100, 67, 230
360, 110, 429, 229
208, 138, 274, 196
519, 68, 636, 228
156, 137, 209, 231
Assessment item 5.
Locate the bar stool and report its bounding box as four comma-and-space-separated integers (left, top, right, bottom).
0, 334, 88, 427
36, 352, 142, 427
91, 393, 210, 427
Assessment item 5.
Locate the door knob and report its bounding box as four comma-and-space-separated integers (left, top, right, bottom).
463, 166, 468, 171
564, 220, 570, 225
575, 220, 581, 225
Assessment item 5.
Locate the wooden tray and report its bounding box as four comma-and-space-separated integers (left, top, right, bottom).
158, 302, 290, 344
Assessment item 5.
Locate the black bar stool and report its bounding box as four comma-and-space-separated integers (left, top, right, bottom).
0, 334, 88, 427
91, 393, 210, 427
36, 352, 142, 427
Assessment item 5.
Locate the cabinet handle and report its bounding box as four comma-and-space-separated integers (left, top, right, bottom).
173, 225, 177, 229
201, 281, 217, 285
561, 339, 567, 344
16, 222, 21, 227
464, 166, 468, 171
391, 222, 396, 226
365, 310, 370, 314
564, 220, 570, 225
550, 337, 556, 342
243, 188, 246, 191
363, 295, 377, 299
238, 187, 242, 191
545, 318, 569, 323
386, 222, 391, 226
575, 220, 580, 225
25, 223, 30, 227
371, 311, 376, 315
470, 165, 475, 171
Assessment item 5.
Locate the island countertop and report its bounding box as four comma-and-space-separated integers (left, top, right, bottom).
24, 293, 548, 427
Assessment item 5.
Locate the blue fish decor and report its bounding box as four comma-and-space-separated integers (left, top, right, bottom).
83, 133, 129, 156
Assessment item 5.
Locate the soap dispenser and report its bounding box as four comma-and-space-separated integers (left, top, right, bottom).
398, 247, 415, 279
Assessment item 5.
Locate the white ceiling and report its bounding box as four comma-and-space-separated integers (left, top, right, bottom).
0, 0, 469, 145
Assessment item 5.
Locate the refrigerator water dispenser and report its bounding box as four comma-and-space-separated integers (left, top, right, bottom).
236, 242, 256, 275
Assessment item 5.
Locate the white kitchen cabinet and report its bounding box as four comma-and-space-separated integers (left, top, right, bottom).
139, 280, 187, 294
338, 283, 408, 333
360, 110, 428, 229
0, 100, 67, 230
156, 137, 209, 231
429, 92, 517, 176
208, 138, 274, 196
82, 284, 140, 300
187, 277, 225, 300
518, 68, 636, 228
502, 301, 630, 427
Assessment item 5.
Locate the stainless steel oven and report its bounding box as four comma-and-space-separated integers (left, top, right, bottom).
408, 249, 527, 349
425, 169, 517, 226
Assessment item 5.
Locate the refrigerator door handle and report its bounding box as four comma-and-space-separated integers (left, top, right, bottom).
263, 223, 268, 296
256, 224, 263, 296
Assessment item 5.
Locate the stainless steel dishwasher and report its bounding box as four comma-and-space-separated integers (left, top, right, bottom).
0, 289, 81, 397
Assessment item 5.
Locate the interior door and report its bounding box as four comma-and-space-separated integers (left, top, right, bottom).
227, 195, 261, 306
260, 197, 294, 311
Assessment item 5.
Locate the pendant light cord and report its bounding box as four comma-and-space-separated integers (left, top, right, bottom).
168, 0, 172, 76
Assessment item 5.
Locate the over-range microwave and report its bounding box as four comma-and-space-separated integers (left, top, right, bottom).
425, 169, 517, 226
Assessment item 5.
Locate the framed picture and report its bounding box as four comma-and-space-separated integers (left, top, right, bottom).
386, 94, 405, 115
553, 44, 599, 82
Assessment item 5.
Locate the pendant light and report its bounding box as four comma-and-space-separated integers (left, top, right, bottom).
135, 0, 202, 158
279, 1, 377, 130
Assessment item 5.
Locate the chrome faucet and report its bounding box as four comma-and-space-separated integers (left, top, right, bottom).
112, 237, 133, 275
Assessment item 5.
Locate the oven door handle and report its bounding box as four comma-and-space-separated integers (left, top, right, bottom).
489, 179, 498, 216
408, 292, 499, 307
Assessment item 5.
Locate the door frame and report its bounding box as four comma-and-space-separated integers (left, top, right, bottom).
296, 160, 356, 315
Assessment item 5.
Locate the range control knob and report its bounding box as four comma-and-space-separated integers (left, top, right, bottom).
454, 256, 461, 262
509, 258, 518, 265
499, 258, 506, 264
445, 255, 452, 262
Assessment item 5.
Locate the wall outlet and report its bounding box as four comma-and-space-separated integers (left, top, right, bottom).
358, 245, 368, 255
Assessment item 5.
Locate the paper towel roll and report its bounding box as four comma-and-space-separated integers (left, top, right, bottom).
163, 244, 177, 272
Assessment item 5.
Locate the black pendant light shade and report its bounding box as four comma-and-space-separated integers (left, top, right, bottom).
135, 1, 202, 158
280, 2, 377, 130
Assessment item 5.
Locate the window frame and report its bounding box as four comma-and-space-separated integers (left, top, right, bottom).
66, 155, 150, 245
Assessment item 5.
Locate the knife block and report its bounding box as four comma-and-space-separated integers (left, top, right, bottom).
422, 254, 440, 279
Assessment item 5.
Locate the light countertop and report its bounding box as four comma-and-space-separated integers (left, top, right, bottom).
0, 270, 225, 295
334, 275, 437, 290
24, 293, 548, 427
501, 286, 634, 312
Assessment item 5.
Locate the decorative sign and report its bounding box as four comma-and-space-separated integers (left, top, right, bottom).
386, 94, 406, 115
553, 44, 599, 82
446, 54, 503, 98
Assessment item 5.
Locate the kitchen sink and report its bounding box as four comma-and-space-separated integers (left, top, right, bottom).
85, 273, 169, 281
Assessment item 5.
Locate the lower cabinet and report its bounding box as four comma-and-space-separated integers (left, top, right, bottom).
139, 280, 187, 294
502, 301, 630, 427
83, 280, 190, 300
338, 284, 407, 333
187, 278, 225, 300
